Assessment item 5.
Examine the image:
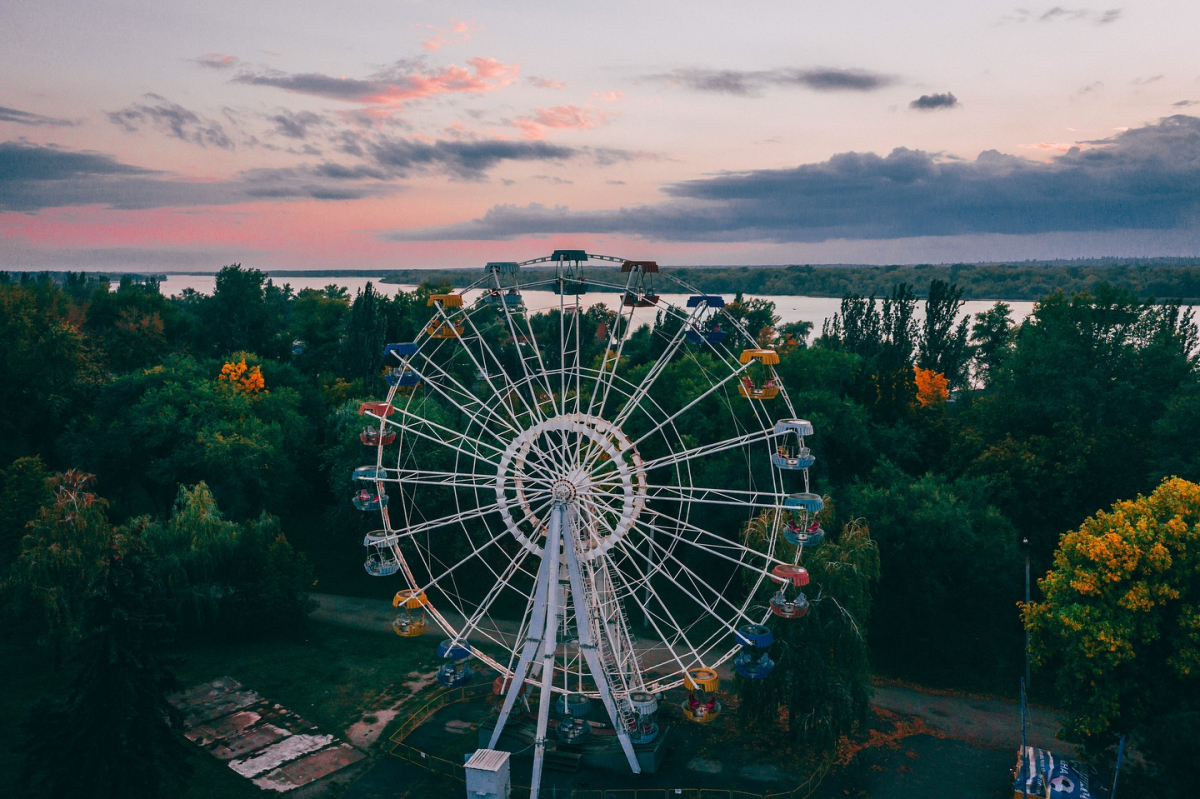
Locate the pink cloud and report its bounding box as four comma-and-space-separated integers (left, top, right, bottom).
514, 104, 611, 139
594, 90, 624, 102
420, 18, 476, 52
234, 56, 520, 105
529, 76, 566, 90
194, 53, 241, 70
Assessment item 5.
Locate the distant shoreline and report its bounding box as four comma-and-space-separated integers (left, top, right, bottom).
9, 260, 1200, 302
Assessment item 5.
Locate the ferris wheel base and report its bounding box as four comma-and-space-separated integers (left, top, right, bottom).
477, 716, 672, 775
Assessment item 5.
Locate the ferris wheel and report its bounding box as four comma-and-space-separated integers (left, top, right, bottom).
352, 251, 824, 796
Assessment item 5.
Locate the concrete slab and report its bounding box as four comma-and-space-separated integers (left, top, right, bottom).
230, 734, 334, 778
253, 744, 368, 792
168, 677, 245, 710
180, 690, 263, 729
211, 725, 292, 761
185, 710, 262, 746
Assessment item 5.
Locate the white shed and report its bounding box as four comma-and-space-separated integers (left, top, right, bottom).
464, 748, 511, 799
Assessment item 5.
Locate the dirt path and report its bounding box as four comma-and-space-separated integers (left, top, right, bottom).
310, 591, 1069, 753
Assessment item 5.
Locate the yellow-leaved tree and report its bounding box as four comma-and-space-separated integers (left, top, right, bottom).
1024, 477, 1200, 774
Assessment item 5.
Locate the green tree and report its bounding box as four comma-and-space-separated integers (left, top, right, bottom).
199, 264, 289, 358
1024, 477, 1200, 793
0, 456, 53, 572
841, 461, 1022, 686
918, 279, 971, 390
962, 286, 1198, 566
3, 471, 112, 667
738, 514, 880, 754
19, 525, 189, 798
71, 354, 311, 520
969, 301, 1014, 389
0, 280, 98, 465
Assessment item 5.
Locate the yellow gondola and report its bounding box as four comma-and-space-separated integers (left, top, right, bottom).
738, 349, 781, 399
392, 589, 429, 637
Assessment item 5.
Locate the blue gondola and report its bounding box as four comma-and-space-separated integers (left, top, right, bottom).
783, 492, 824, 513
783, 524, 825, 547
435, 639, 473, 687
686, 295, 726, 308
385, 368, 421, 387
733, 624, 775, 679
351, 466, 389, 511
551, 249, 588, 262
382, 342, 419, 361
685, 324, 728, 344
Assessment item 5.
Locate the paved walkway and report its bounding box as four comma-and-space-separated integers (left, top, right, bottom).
310, 591, 1068, 753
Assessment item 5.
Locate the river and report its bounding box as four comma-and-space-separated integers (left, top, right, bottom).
155, 274, 1037, 333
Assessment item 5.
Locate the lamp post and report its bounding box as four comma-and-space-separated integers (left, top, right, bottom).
1022, 535, 1031, 692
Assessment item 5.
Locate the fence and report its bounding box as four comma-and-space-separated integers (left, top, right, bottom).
388, 687, 831, 799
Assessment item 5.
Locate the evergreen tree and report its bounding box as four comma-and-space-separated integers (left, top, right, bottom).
19, 526, 190, 798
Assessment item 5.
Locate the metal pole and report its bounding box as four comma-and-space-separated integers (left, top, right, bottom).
1112, 734, 1126, 798
1023, 536, 1031, 692
1020, 677, 1028, 799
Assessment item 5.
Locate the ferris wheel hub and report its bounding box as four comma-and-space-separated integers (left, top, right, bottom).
550, 479, 577, 505
494, 413, 648, 560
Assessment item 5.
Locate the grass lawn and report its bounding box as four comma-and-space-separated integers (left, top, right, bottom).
1, 619, 442, 798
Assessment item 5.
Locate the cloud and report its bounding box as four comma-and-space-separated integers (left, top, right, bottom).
385, 115, 1200, 243
1174, 100, 1198, 108
365, 137, 580, 180
107, 94, 235, 149
910, 92, 958, 110
267, 109, 327, 139
232, 56, 518, 105
0, 106, 75, 127
0, 140, 397, 211
654, 67, 897, 97
528, 76, 566, 90
1002, 7, 1123, 25
420, 18, 475, 52
513, 105, 611, 140
194, 53, 241, 70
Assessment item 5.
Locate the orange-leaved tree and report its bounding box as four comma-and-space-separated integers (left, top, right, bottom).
1024, 477, 1200, 763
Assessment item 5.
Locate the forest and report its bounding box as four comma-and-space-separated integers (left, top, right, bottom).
372, 261, 1200, 302
1, 265, 1198, 797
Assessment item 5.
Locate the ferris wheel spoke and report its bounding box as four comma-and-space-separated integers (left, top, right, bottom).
596, 542, 702, 674
611, 531, 749, 646
626, 360, 753, 451
607, 306, 701, 432
492, 295, 556, 425
628, 521, 767, 630
642, 483, 787, 508
638, 507, 788, 568
639, 426, 777, 473
410, 350, 524, 442
453, 539, 535, 646
394, 500, 507, 542
416, 514, 523, 595
439, 302, 547, 432
378, 409, 503, 468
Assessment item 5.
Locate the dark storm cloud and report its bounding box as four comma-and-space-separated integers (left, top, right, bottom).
0, 141, 396, 211
385, 115, 1200, 244
365, 137, 580, 180
910, 92, 959, 110
0, 106, 75, 127
654, 67, 897, 97
107, 94, 235, 149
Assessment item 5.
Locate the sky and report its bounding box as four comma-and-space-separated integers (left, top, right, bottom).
3, 0, 1200, 270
